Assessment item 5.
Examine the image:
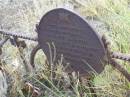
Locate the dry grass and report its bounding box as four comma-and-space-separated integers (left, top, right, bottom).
0, 0, 130, 97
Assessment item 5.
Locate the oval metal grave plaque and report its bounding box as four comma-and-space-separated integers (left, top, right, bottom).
37, 8, 106, 76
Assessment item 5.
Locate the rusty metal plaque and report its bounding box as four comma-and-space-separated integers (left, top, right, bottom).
37, 8, 106, 76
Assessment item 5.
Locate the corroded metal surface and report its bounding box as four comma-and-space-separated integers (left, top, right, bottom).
37, 8, 106, 76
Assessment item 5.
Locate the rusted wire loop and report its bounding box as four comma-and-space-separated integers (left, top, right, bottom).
102, 35, 130, 62
102, 34, 130, 81
0, 30, 38, 41
110, 59, 130, 81
111, 52, 130, 61
30, 44, 41, 68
